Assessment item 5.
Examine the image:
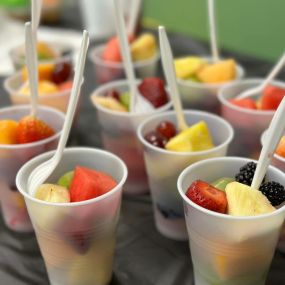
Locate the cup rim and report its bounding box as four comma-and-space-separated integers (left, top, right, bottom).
89, 44, 160, 68
16, 147, 128, 207
176, 56, 245, 88
218, 78, 285, 115
0, 105, 65, 149
90, 79, 172, 117
261, 130, 285, 163
137, 109, 234, 156
4, 71, 73, 98
177, 156, 285, 220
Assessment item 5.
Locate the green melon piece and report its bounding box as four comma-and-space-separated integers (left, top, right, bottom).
119, 92, 130, 110
211, 177, 234, 192
57, 171, 74, 188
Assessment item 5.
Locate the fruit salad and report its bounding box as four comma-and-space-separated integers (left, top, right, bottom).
0, 115, 55, 144
92, 77, 169, 112
17, 60, 73, 97
102, 33, 157, 63
186, 162, 285, 215
230, 85, 285, 111
144, 120, 214, 152
174, 57, 237, 84
35, 166, 117, 203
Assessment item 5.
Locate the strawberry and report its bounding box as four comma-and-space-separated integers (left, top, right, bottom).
229, 98, 257, 110
70, 166, 117, 202
260, 85, 285, 110
16, 116, 55, 144
186, 180, 227, 213
138, 77, 168, 108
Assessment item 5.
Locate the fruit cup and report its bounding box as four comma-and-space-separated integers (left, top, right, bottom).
218, 79, 285, 158
137, 110, 233, 240
177, 57, 245, 114
261, 130, 285, 253
16, 147, 127, 285
0, 105, 64, 232
89, 44, 160, 84
178, 156, 285, 285
4, 57, 75, 114
90, 79, 172, 195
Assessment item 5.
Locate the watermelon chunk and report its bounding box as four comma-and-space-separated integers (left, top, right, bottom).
229, 98, 257, 110
70, 166, 117, 202
260, 85, 285, 110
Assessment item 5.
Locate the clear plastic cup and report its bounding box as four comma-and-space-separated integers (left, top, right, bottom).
218, 79, 285, 158
90, 79, 172, 195
89, 44, 160, 84
137, 110, 234, 240
16, 147, 128, 285
178, 156, 285, 285
261, 130, 285, 253
4, 69, 73, 114
9, 40, 73, 71
177, 57, 245, 114
0, 105, 64, 232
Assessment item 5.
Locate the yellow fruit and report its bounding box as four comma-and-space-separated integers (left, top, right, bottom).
0, 120, 19, 144
174, 57, 206, 79
91, 96, 128, 112
197, 59, 236, 83
131, 33, 157, 61
18, 80, 59, 96
37, 42, 57, 60
35, 184, 70, 203
165, 121, 214, 152
225, 182, 275, 216
21, 63, 55, 81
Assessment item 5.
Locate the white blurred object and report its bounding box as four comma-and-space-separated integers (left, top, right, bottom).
79, 0, 134, 40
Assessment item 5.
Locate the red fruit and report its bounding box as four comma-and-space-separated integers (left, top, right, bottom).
16, 116, 55, 144
138, 77, 168, 108
52, 62, 72, 84
186, 180, 227, 213
229, 98, 257, 110
156, 121, 176, 139
70, 166, 117, 202
260, 85, 285, 110
144, 131, 167, 148
105, 89, 120, 101
58, 80, 73, 91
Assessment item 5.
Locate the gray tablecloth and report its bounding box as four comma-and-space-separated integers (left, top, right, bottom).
0, 4, 285, 285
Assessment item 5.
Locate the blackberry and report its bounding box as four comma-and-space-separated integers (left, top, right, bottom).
235, 162, 265, 186
259, 181, 285, 206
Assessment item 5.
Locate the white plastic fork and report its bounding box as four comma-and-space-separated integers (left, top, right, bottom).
27, 30, 89, 196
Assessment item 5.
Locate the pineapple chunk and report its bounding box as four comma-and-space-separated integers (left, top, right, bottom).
131, 33, 157, 61
197, 59, 236, 83
225, 182, 275, 216
35, 184, 70, 203
165, 121, 214, 152
174, 57, 206, 79
91, 96, 128, 112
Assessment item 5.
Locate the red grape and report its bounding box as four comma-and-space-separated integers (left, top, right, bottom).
156, 121, 176, 139
144, 131, 167, 148
52, 62, 72, 84
105, 89, 120, 101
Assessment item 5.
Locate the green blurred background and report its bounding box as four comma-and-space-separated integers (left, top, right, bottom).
143, 0, 284, 62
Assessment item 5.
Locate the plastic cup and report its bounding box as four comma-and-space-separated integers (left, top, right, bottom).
16, 147, 127, 285
261, 130, 285, 253
4, 62, 74, 114
9, 40, 73, 71
90, 79, 172, 195
177, 57, 245, 114
0, 105, 64, 232
178, 156, 285, 285
218, 79, 285, 158
137, 110, 234, 240
89, 44, 160, 84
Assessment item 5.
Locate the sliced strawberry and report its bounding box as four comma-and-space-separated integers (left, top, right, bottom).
70, 166, 117, 202
186, 180, 227, 213
16, 116, 55, 144
260, 85, 285, 110
229, 98, 257, 110
138, 77, 168, 108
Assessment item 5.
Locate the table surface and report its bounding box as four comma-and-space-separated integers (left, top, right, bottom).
0, 4, 285, 285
